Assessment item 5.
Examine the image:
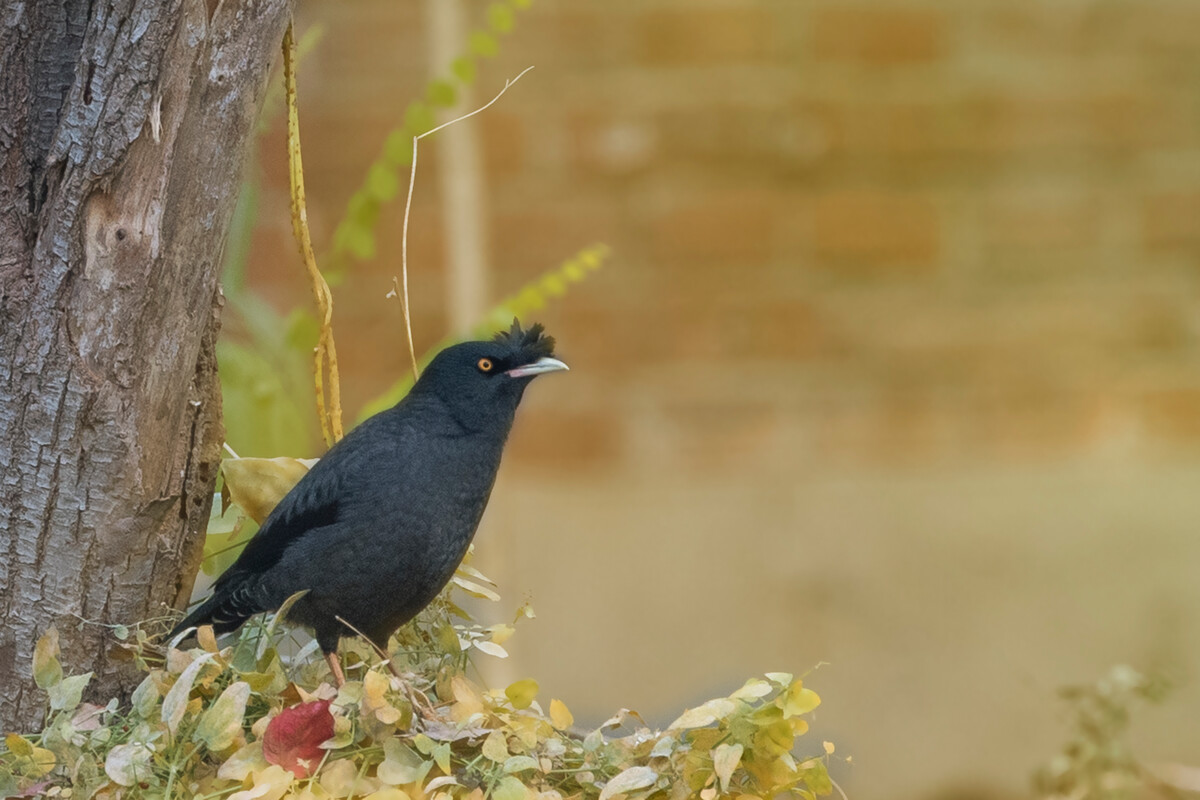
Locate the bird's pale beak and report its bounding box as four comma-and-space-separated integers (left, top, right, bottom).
505, 356, 569, 378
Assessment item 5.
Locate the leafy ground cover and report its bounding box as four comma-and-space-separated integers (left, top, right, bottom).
0, 567, 834, 800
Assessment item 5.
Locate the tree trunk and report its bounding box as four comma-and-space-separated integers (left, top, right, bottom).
0, 0, 291, 731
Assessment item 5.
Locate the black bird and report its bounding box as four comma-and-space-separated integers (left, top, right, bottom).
170, 321, 567, 685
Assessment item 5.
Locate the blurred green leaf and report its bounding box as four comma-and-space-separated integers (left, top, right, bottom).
358, 244, 609, 421
451, 56, 476, 84
489, 3, 515, 33
470, 31, 499, 58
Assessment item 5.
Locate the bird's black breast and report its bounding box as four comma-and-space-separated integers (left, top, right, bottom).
263, 414, 509, 649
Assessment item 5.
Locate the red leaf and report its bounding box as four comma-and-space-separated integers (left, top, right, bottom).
261, 700, 334, 778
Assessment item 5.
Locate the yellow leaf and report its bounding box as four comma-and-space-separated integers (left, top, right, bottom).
364, 790, 413, 800
482, 730, 509, 762
822, 741, 835, 755
489, 624, 516, 645
507, 716, 544, 749
221, 457, 318, 525
450, 675, 484, 720
363, 670, 390, 710
218, 741, 267, 781
505, 678, 538, 710
5, 733, 32, 757
779, 681, 820, 717
197, 625, 220, 653
228, 764, 294, 800
32, 627, 62, 689
753, 719, 794, 759
450, 575, 501, 602
549, 699, 574, 731
321, 758, 379, 797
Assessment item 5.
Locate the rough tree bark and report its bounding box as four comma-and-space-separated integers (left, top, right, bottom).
0, 0, 292, 730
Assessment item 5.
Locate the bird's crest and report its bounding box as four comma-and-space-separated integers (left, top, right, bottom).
494, 319, 556, 359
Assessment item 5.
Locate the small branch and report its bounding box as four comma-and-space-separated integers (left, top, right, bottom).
398, 66, 534, 382
284, 22, 344, 445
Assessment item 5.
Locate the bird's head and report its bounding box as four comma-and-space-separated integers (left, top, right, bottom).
410, 320, 568, 429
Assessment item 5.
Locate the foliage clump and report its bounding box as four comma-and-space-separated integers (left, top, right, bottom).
1034, 665, 1182, 800
0, 571, 833, 800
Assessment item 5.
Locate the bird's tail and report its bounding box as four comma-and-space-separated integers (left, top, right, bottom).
167, 580, 266, 643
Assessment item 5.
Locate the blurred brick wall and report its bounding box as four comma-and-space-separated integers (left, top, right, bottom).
242, 2, 1200, 798
248, 0, 1200, 472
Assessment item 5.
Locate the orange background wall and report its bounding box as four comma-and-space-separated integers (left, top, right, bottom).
235, 2, 1200, 797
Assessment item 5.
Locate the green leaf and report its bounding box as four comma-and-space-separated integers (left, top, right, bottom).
48, 672, 92, 711
451, 57, 477, 84
104, 742, 154, 787
130, 674, 160, 718
32, 628, 62, 689
492, 776, 528, 800
426, 80, 457, 108
217, 741, 267, 781
379, 739, 431, 786
366, 163, 400, 202
649, 736, 675, 758
505, 678, 538, 710
801, 759, 833, 796
284, 308, 320, 352
194, 681, 250, 751
712, 743, 743, 792
669, 699, 735, 730
502, 756, 539, 774
405, 102, 435, 136
599, 766, 657, 800
162, 653, 216, 737
357, 244, 609, 422
347, 225, 377, 260
730, 678, 773, 701
432, 741, 452, 774
384, 130, 415, 167
470, 31, 499, 58
488, 3, 515, 33
753, 719, 794, 759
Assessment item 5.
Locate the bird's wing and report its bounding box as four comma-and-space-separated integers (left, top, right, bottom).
214, 456, 345, 589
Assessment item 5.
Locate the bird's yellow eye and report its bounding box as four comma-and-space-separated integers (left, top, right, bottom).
477, 358, 494, 372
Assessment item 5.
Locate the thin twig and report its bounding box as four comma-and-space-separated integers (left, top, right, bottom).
284, 22, 344, 445
398, 66, 535, 382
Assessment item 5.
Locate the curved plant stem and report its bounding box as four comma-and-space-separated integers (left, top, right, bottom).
283, 22, 344, 445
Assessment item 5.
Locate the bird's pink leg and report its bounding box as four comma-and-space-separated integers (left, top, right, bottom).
326, 652, 346, 687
